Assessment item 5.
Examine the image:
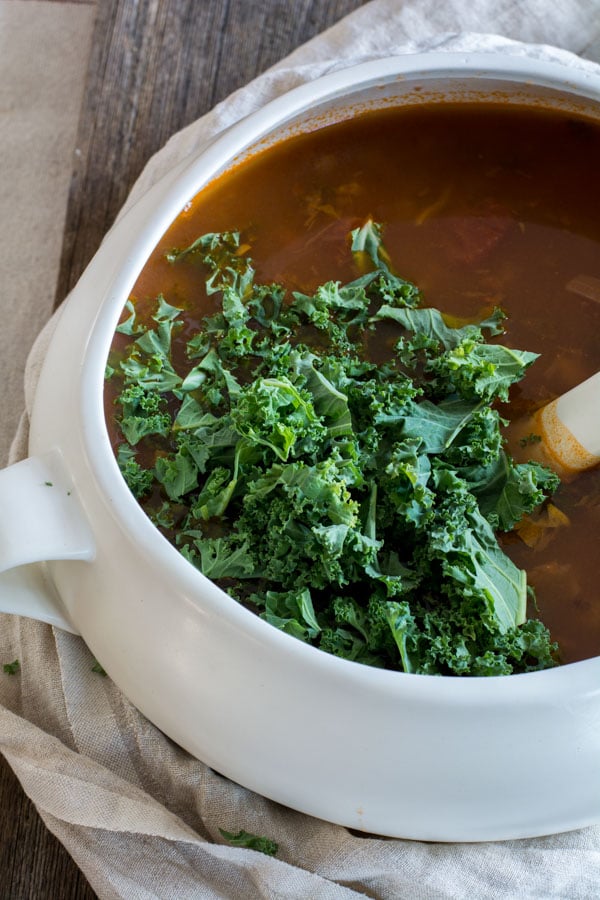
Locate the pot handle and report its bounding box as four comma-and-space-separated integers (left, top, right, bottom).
0, 449, 95, 633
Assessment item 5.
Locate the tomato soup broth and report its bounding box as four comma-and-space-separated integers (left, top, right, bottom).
109, 102, 600, 665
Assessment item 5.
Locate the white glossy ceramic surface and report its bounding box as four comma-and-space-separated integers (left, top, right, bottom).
1, 53, 600, 841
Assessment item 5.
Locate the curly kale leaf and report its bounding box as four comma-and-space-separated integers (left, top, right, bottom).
116, 445, 154, 500
180, 534, 255, 581
464, 452, 561, 531
351, 219, 422, 308
423, 467, 527, 634
116, 384, 172, 445
371, 305, 505, 350
427, 339, 539, 403
232, 459, 379, 590
254, 587, 322, 642
230, 376, 327, 462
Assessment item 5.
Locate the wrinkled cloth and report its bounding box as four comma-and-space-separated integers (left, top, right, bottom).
2, 1, 600, 898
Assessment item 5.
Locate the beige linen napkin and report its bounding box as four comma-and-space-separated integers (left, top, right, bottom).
3, 1, 600, 898
0, 0, 94, 467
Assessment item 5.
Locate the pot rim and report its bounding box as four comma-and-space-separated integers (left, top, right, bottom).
64, 50, 600, 697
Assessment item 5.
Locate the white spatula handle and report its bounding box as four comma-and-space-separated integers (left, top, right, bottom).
534, 372, 600, 474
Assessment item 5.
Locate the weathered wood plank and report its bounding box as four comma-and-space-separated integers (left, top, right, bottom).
0, 754, 97, 899
8, 0, 94, 4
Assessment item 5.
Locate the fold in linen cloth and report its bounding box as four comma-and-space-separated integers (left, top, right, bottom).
3, 1, 600, 897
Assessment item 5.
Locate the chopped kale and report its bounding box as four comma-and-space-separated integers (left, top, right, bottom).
107, 221, 560, 675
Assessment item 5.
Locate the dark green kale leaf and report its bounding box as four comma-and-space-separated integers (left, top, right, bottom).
351, 219, 422, 308
118, 300, 183, 395
465, 452, 562, 531
117, 384, 172, 445
116, 445, 154, 499
232, 459, 377, 590
230, 376, 327, 461
254, 587, 322, 642
427, 339, 539, 403
399, 397, 483, 454
423, 467, 527, 634
154, 444, 200, 501
494, 462, 561, 531
371, 305, 505, 350
181, 535, 255, 580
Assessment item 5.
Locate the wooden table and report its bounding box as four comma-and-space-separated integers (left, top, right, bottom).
0, 1, 366, 895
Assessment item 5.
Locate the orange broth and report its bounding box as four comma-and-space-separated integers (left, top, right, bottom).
107, 102, 600, 664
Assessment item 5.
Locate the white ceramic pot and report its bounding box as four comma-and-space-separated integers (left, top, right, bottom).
1, 53, 599, 842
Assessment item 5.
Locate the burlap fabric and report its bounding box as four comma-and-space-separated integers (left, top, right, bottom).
2, 1, 600, 897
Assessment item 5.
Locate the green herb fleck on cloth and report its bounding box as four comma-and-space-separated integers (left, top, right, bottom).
3, 659, 20, 675
219, 828, 279, 856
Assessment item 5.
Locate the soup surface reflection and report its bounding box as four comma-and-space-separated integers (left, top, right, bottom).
107, 102, 600, 665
